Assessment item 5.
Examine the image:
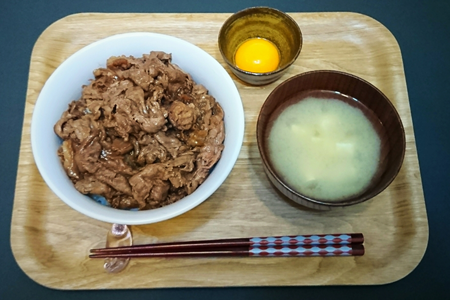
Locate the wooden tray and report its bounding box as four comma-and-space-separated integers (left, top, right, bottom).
11, 12, 428, 289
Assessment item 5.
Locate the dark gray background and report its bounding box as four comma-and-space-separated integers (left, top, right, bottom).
1, 1, 449, 299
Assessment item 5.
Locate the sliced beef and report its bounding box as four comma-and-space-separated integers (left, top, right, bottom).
168, 101, 197, 130
57, 140, 80, 180
73, 137, 102, 174
129, 163, 168, 208
110, 195, 140, 210
74, 175, 112, 197
148, 180, 171, 208
136, 139, 168, 165
55, 51, 225, 210
110, 138, 134, 155
154, 131, 189, 158
95, 167, 132, 196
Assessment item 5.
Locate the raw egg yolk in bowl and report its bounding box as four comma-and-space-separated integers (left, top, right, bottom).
234, 38, 280, 73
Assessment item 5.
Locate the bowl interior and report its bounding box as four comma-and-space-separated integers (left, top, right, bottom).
31, 32, 245, 225
256, 70, 406, 207
218, 7, 302, 73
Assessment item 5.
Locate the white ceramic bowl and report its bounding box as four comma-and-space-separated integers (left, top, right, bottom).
31, 32, 245, 225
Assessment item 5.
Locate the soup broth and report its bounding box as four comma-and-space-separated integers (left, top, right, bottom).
267, 90, 385, 202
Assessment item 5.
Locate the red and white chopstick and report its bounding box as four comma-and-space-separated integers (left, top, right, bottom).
89, 233, 364, 258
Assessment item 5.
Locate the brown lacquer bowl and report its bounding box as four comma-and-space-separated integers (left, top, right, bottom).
256, 70, 406, 210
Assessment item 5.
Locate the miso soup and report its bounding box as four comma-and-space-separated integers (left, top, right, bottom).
267, 91, 383, 202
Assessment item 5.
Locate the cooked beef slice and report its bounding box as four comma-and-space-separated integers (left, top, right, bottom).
54, 51, 225, 210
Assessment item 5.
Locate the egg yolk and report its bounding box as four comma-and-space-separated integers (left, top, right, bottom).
234, 38, 280, 73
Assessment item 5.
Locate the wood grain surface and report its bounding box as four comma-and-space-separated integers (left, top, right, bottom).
10, 12, 428, 289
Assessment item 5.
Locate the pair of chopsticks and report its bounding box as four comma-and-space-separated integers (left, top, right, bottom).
90, 233, 364, 258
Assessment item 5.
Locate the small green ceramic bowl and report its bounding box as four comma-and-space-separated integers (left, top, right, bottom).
218, 7, 302, 86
